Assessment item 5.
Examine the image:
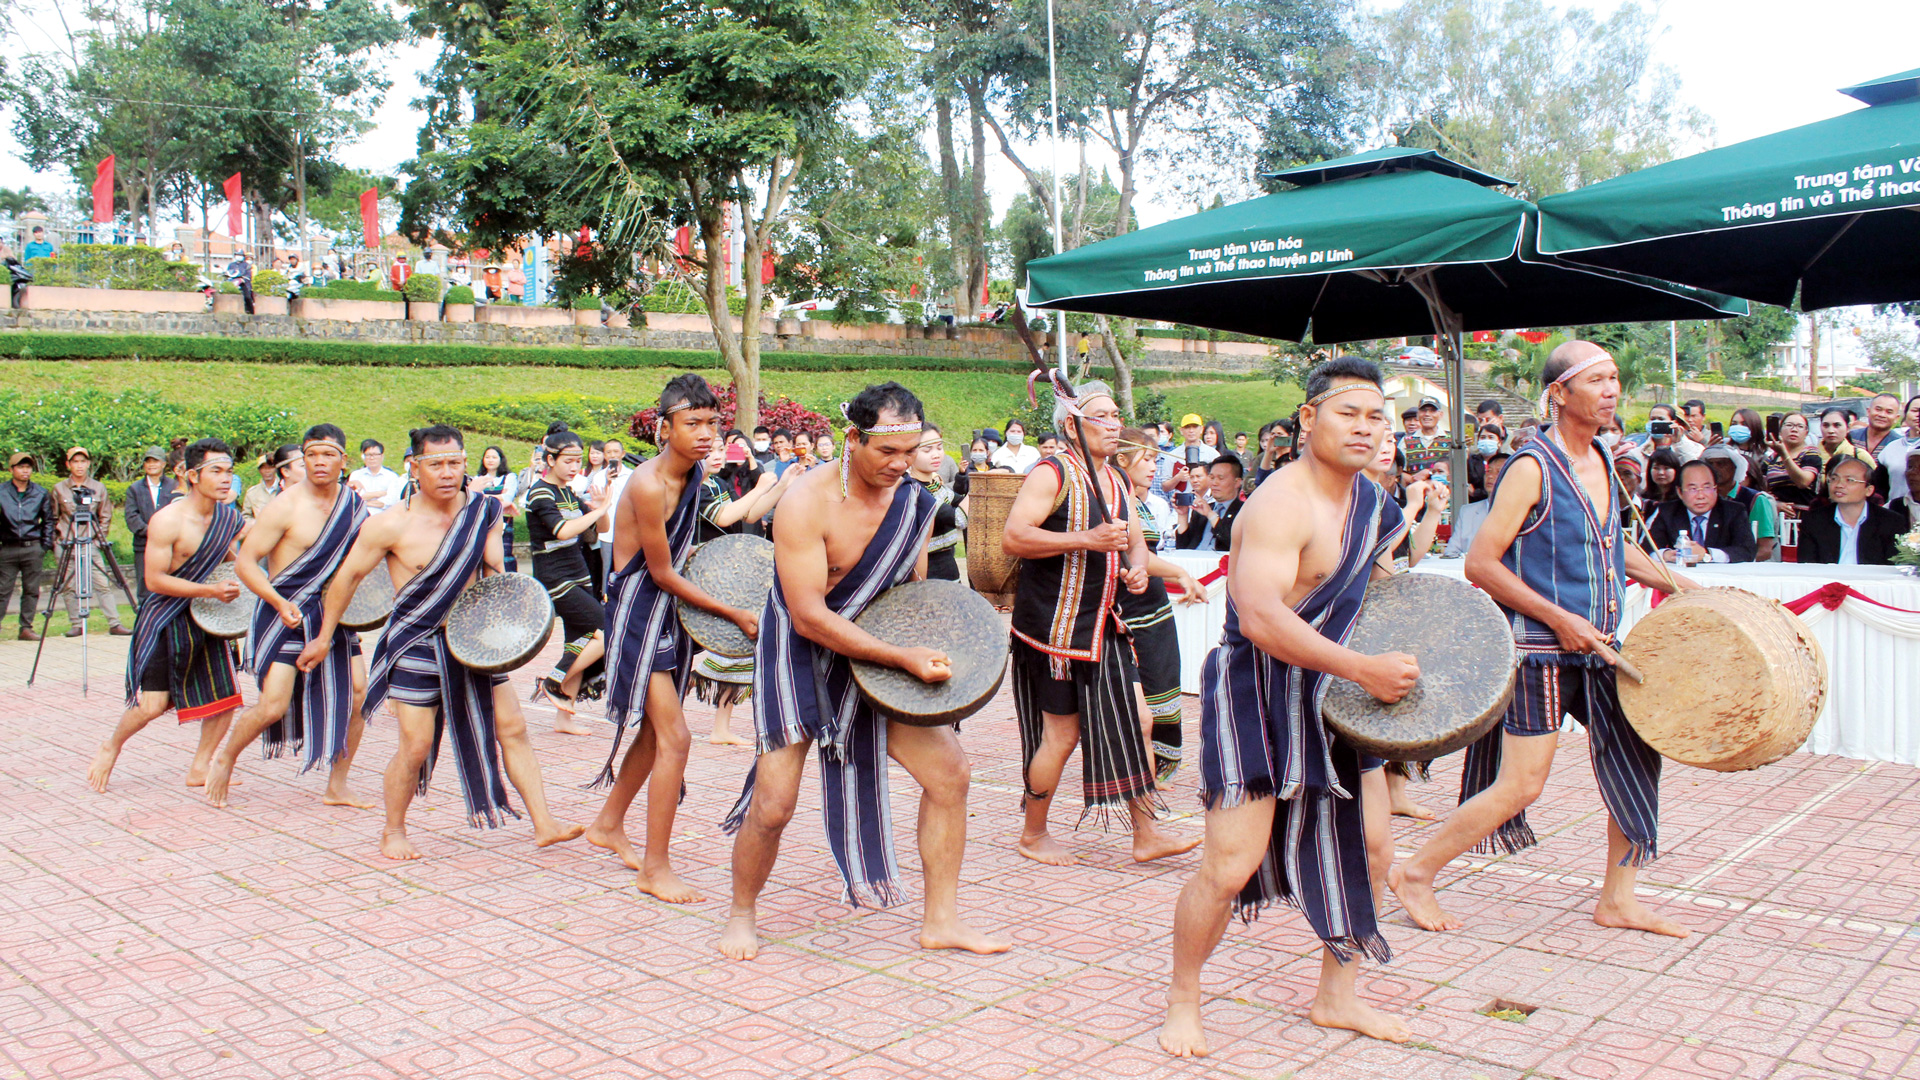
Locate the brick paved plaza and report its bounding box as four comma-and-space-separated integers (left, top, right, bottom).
3, 634, 1917, 1079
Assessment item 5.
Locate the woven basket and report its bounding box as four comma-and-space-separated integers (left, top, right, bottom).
964, 471, 1026, 602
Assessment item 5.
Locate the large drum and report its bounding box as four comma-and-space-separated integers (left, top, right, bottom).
341, 567, 395, 632
964, 471, 1026, 603
679, 534, 774, 659
1321, 573, 1516, 761
851, 579, 1008, 727
445, 573, 555, 673
189, 563, 257, 640
1618, 587, 1825, 771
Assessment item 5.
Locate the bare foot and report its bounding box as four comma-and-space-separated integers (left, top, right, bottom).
1389, 794, 1438, 820
718, 913, 760, 960
321, 787, 374, 809
635, 862, 703, 904
553, 710, 594, 736
203, 759, 237, 808
1388, 865, 1460, 932
1309, 994, 1412, 1043
918, 920, 1011, 954
380, 830, 423, 861
184, 769, 235, 789
1594, 894, 1690, 938
85, 744, 121, 793
585, 824, 642, 870
1132, 824, 1202, 864
1159, 1001, 1210, 1057
708, 732, 750, 746
1017, 832, 1079, 866
533, 823, 587, 849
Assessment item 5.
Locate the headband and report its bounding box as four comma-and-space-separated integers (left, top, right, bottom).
190, 455, 234, 470
839, 402, 921, 437
415, 450, 467, 464
1304, 382, 1379, 410
1541, 349, 1615, 422
302, 438, 346, 452
660, 400, 693, 417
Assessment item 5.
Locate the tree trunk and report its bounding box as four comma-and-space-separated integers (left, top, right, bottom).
694, 195, 755, 434
1104, 146, 1142, 418
1808, 315, 1821, 393
934, 94, 967, 322
294, 133, 309, 266
962, 87, 989, 320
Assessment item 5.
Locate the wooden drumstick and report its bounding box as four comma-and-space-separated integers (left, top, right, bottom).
1591, 640, 1645, 685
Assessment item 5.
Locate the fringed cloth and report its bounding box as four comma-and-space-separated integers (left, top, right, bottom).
1460, 429, 1660, 866
693, 650, 754, 707
1124, 492, 1185, 781
723, 480, 937, 909
245, 487, 366, 768
595, 460, 703, 786
1011, 635, 1163, 827
364, 494, 518, 829
1010, 453, 1159, 822
1197, 474, 1404, 964
125, 500, 245, 721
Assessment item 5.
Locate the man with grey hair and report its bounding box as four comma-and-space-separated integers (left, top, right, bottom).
1003, 381, 1197, 867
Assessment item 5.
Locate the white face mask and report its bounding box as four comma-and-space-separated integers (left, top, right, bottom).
1006, 432, 1025, 447
1600, 431, 1621, 447
752, 439, 770, 453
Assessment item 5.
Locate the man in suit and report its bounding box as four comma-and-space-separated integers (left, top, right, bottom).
123, 447, 178, 601
1799, 457, 1904, 566
1647, 460, 1755, 564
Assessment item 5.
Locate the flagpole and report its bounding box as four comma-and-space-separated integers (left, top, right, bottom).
1046, 0, 1067, 378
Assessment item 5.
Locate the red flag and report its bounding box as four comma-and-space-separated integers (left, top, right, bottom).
358, 189, 379, 248
760, 251, 775, 285
223, 173, 243, 238
673, 226, 691, 257
91, 156, 115, 224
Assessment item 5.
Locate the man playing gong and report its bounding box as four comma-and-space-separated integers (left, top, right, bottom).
87, 439, 248, 793
1002, 381, 1196, 866
1159, 358, 1421, 1057
301, 425, 583, 860
719, 382, 1008, 961
204, 424, 371, 809
585, 373, 760, 902
1392, 341, 1699, 937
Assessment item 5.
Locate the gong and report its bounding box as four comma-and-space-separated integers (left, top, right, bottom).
188, 563, 257, 640
1321, 572, 1516, 761
340, 565, 395, 631
679, 534, 775, 659
851, 579, 1008, 727
445, 573, 555, 674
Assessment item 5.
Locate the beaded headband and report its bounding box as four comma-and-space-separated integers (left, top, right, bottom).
415, 450, 467, 464
1304, 381, 1380, 410
839, 402, 922, 437
191, 455, 234, 470
660, 399, 694, 417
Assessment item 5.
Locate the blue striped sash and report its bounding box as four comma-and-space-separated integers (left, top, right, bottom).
723, 480, 937, 908
597, 460, 704, 785
125, 501, 243, 708
364, 495, 516, 828
246, 487, 366, 770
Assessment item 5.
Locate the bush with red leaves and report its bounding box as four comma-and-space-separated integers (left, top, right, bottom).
629, 383, 831, 447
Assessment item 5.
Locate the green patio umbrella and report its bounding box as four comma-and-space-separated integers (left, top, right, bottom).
1536, 68, 1920, 310
1024, 147, 1747, 506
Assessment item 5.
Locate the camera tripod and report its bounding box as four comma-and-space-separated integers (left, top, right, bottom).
26, 528, 137, 695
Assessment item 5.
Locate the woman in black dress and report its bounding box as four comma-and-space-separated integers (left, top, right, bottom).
526, 431, 611, 733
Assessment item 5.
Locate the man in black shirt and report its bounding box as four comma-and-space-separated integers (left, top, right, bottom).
0, 451, 52, 639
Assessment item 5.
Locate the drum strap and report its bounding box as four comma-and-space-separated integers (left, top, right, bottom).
125, 501, 242, 709
245, 487, 367, 771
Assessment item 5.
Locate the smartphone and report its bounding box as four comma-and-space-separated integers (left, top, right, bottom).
1184, 446, 1201, 468
1648, 419, 1674, 437
1766, 414, 1782, 440
1710, 421, 1724, 438
1175, 491, 1195, 508
724, 443, 747, 464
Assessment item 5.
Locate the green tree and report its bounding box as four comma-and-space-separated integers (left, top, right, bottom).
1362, 0, 1709, 200
1715, 304, 1799, 378
0, 187, 50, 218
1855, 320, 1920, 388
416, 0, 893, 433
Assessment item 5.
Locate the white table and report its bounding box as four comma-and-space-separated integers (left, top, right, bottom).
1165, 551, 1920, 766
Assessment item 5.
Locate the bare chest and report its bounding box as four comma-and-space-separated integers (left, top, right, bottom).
823, 505, 888, 591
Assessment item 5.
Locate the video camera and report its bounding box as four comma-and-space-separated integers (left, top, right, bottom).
69, 485, 95, 533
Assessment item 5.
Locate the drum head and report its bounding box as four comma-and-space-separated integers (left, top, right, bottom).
189, 563, 256, 640
851, 579, 1008, 727
445, 573, 554, 674
681, 534, 775, 659
341, 566, 396, 631
1322, 573, 1516, 762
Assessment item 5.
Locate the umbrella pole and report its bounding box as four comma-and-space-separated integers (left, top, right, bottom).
1406, 271, 1471, 520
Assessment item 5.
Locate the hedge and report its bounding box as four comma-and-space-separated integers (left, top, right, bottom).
0, 330, 1253, 383
444, 285, 476, 305
301, 279, 399, 301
